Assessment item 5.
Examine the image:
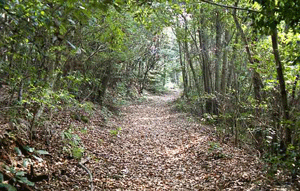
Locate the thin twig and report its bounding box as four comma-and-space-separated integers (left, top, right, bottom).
78, 157, 93, 191
191, 0, 262, 14
83, 45, 107, 64
81, 91, 94, 103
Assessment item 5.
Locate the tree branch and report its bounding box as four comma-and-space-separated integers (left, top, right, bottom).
78, 158, 94, 191
83, 44, 107, 64
192, 0, 261, 14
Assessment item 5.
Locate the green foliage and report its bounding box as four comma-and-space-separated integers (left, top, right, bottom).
0, 0, 162, 122
115, 98, 129, 106
208, 142, 222, 152
71, 113, 90, 123
3, 165, 34, 187
174, 99, 189, 113
101, 106, 113, 121
148, 83, 168, 94
98, 139, 104, 145
0, 183, 17, 191
12, 144, 47, 167
0, 172, 3, 182
202, 113, 217, 125
62, 129, 85, 160
110, 127, 122, 136
14, 147, 22, 156
80, 101, 95, 115
251, 0, 300, 33
71, 147, 85, 160
208, 142, 227, 159
115, 81, 129, 97
80, 127, 88, 134
264, 143, 300, 178
35, 150, 49, 155
80, 115, 89, 123
264, 142, 299, 177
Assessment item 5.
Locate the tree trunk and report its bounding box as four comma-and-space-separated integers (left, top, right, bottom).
227, 34, 238, 89
139, 56, 156, 94
199, 30, 211, 95
198, 23, 212, 94
183, 15, 201, 95
178, 41, 189, 98
98, 62, 112, 106
271, 27, 291, 145
220, 29, 230, 94
198, 10, 216, 114
232, 6, 262, 104
215, 10, 222, 93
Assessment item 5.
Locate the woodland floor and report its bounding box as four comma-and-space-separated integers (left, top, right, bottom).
1, 89, 293, 190
45, 90, 267, 191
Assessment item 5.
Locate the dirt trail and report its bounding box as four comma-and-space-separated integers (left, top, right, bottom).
78, 90, 262, 190
35, 90, 264, 190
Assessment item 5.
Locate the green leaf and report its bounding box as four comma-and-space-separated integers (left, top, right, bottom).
59, 25, 67, 35
23, 158, 31, 167
16, 176, 34, 186
16, 171, 26, 176
67, 40, 76, 49
23, 146, 34, 152
0, 183, 17, 191
113, 3, 121, 12
35, 150, 49, 155
0, 173, 3, 183
0, 0, 6, 7
32, 155, 43, 163
68, 19, 76, 25
14, 147, 22, 156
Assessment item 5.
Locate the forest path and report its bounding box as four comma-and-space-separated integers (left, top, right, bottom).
86, 90, 263, 190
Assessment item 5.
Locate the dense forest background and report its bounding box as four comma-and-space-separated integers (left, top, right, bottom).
0, 0, 300, 190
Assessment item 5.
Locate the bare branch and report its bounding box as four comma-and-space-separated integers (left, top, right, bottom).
192, 0, 261, 14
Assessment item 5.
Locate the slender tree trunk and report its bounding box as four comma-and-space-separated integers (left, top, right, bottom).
199, 30, 211, 94
292, 74, 299, 102
215, 10, 222, 93
220, 29, 230, 94
199, 9, 216, 113
139, 54, 157, 94
98, 62, 112, 105
183, 16, 201, 95
188, 20, 207, 95
178, 41, 189, 98
185, 41, 201, 95
198, 26, 212, 94
232, 6, 262, 104
163, 64, 166, 87
227, 34, 238, 89
271, 27, 291, 145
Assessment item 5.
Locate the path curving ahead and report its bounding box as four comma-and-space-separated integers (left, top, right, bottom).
85, 90, 262, 190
